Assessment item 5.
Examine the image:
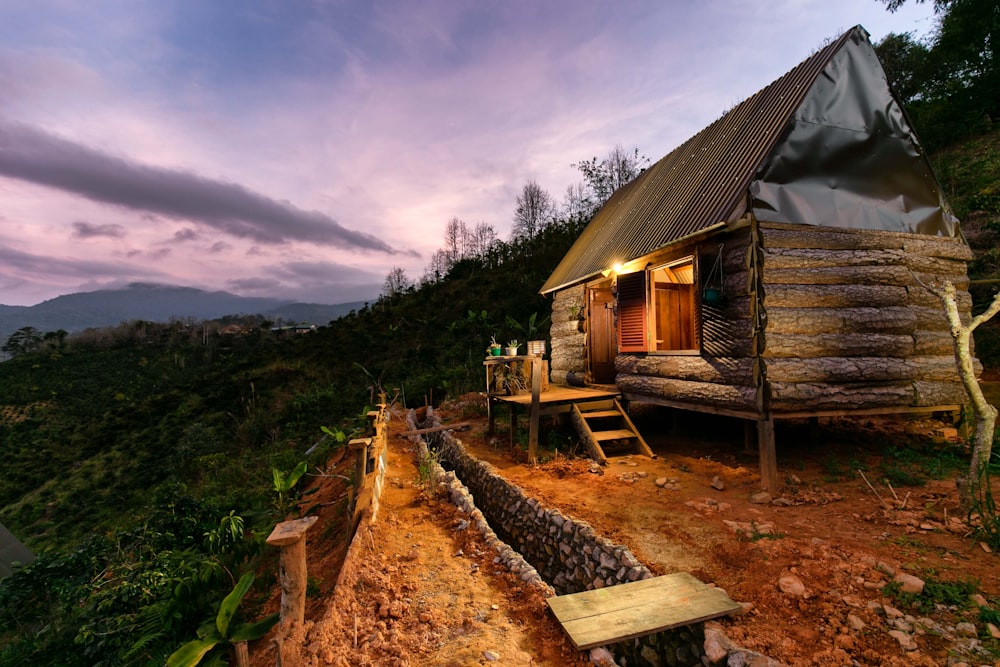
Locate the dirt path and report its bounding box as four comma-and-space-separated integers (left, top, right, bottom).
286, 419, 586, 667
253, 400, 1000, 666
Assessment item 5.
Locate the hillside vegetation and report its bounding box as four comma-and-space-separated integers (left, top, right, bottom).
0, 218, 584, 666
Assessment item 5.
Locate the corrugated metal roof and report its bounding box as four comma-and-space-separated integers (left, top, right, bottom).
540, 27, 858, 295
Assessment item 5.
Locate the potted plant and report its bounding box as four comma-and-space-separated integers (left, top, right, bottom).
487, 335, 502, 356
505, 339, 519, 356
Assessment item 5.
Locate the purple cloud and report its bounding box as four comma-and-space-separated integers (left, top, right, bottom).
72, 221, 126, 239
172, 228, 199, 242
0, 120, 415, 256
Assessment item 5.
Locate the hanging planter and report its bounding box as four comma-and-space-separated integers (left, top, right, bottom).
702, 243, 726, 306
702, 286, 724, 305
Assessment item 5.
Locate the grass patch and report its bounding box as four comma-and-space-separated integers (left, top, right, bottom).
883, 576, 979, 615
878, 443, 966, 487
738, 521, 786, 542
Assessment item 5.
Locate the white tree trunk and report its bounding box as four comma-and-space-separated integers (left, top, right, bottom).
929, 281, 1000, 503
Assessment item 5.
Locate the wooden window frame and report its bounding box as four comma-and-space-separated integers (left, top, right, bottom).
615, 256, 699, 355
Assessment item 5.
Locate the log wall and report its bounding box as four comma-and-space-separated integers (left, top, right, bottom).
549, 284, 587, 386
547, 221, 975, 418
617, 229, 759, 412
758, 223, 975, 412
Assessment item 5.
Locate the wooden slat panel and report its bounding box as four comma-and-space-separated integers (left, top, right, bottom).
617, 271, 648, 352
547, 573, 741, 650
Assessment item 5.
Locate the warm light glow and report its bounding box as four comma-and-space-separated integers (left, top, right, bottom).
612, 262, 624, 274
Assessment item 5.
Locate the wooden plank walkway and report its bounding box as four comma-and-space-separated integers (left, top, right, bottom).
546, 572, 741, 650
491, 385, 619, 407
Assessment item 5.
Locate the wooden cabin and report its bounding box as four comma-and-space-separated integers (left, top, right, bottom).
541, 26, 976, 490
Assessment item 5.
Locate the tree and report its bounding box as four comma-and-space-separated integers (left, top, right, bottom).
876, 0, 999, 148
442, 217, 469, 264
512, 180, 555, 240
3, 326, 43, 358
467, 222, 498, 258
561, 182, 595, 220
42, 329, 69, 349
922, 280, 1000, 507
421, 249, 452, 284
874, 32, 932, 105
572, 145, 650, 209
381, 267, 412, 299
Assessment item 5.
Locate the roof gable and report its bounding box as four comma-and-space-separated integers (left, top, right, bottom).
541, 25, 955, 295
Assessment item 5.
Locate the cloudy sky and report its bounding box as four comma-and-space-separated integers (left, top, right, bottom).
0, 0, 936, 307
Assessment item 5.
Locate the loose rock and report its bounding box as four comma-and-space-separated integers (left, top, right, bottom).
888, 629, 917, 651
778, 574, 806, 597
847, 614, 866, 631
894, 573, 925, 594
588, 647, 616, 666
955, 622, 977, 637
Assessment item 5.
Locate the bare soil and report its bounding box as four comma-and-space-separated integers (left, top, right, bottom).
253, 396, 1000, 667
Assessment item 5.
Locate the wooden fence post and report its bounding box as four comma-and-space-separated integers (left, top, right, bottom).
266, 515, 319, 627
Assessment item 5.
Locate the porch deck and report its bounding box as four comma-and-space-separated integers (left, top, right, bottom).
487, 385, 621, 457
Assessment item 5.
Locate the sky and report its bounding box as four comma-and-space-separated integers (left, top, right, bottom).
0, 0, 937, 307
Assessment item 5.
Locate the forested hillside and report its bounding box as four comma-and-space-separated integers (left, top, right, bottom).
0, 215, 586, 666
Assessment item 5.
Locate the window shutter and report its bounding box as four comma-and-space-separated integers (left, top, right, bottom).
616, 271, 648, 352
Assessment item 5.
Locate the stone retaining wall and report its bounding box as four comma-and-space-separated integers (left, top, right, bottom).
407, 409, 712, 666
434, 432, 653, 595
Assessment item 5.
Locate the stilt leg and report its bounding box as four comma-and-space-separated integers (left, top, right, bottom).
757, 415, 778, 491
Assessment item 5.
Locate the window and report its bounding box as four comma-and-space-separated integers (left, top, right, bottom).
616, 257, 697, 353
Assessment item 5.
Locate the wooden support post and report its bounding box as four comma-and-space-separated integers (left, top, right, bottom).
266, 516, 319, 628
485, 361, 495, 435
757, 415, 778, 491
509, 403, 518, 449
528, 356, 542, 465
233, 641, 249, 667
487, 396, 496, 435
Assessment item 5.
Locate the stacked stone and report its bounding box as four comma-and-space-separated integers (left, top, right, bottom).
407, 415, 748, 667
407, 411, 552, 595
436, 432, 653, 594
613, 624, 705, 667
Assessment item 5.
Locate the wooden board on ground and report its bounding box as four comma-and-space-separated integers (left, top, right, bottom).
546, 572, 742, 650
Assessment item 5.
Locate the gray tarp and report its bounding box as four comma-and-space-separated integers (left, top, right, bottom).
751, 27, 957, 236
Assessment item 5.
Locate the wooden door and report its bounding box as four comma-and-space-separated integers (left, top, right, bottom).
589, 287, 617, 384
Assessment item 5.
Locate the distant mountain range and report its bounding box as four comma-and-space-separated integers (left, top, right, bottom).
0, 283, 368, 342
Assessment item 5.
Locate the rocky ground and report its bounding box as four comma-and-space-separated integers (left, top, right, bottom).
252, 395, 1000, 666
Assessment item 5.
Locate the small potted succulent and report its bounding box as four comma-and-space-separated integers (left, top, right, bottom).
504, 339, 520, 356
487, 335, 502, 356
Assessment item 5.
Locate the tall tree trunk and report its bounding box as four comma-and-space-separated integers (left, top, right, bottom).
929, 281, 1000, 507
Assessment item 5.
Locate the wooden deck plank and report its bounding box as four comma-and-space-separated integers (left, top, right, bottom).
547, 573, 741, 650
492, 387, 619, 407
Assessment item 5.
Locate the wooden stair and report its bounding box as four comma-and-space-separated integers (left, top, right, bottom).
571, 399, 654, 465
